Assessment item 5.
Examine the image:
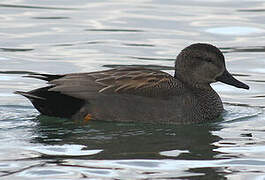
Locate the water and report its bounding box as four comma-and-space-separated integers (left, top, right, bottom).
0, 0, 265, 179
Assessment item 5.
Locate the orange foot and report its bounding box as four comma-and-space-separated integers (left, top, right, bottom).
83, 114, 93, 123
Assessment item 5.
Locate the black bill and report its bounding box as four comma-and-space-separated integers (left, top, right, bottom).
216, 70, 249, 90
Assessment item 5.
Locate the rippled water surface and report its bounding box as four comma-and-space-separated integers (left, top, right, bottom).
1, 0, 265, 179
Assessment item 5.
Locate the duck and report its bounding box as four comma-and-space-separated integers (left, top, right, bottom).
15, 43, 249, 124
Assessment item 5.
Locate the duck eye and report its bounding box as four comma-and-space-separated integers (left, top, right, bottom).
195, 56, 212, 63
204, 58, 212, 63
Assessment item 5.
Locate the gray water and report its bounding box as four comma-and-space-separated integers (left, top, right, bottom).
0, 0, 265, 179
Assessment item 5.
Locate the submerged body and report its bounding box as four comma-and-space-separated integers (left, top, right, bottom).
16, 43, 249, 124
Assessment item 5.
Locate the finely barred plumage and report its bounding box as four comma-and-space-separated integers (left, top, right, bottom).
15, 43, 249, 124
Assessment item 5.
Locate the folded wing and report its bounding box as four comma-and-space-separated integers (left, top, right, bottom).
29, 67, 182, 100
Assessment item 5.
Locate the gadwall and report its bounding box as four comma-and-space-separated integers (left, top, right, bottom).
15, 43, 249, 124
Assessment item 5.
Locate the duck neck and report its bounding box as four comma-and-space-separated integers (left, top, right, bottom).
174, 72, 211, 90
194, 86, 224, 122
174, 73, 224, 122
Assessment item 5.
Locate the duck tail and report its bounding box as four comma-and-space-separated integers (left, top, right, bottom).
15, 87, 85, 118
14, 91, 46, 100
23, 73, 64, 82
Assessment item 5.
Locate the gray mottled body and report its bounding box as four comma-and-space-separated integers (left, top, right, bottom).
72, 80, 223, 124
15, 43, 249, 124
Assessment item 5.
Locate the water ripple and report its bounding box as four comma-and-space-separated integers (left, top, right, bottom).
85, 29, 144, 32
0, 48, 34, 52
0, 4, 77, 10
26, 145, 102, 157
206, 26, 264, 35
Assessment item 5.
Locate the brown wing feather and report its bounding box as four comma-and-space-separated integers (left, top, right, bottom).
47, 67, 181, 100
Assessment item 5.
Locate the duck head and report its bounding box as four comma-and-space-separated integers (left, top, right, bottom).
174, 43, 249, 90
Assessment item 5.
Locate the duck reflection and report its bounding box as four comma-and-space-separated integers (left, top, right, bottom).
32, 115, 223, 160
